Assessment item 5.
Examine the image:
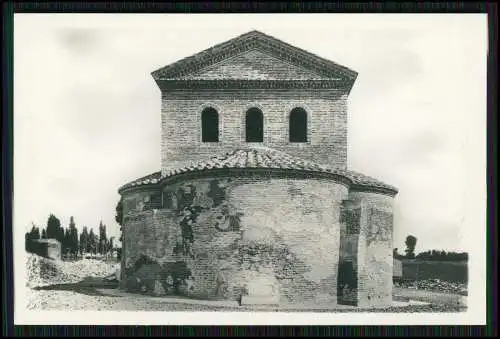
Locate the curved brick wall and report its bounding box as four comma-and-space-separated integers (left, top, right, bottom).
121, 174, 349, 304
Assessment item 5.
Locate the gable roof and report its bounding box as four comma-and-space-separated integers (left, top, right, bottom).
118, 148, 397, 196
176, 49, 326, 81
151, 30, 358, 84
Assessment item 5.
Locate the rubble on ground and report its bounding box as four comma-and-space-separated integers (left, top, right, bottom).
394, 278, 468, 295
25, 253, 116, 289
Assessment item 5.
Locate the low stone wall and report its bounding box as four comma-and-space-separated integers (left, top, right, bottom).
27, 239, 61, 261
400, 260, 468, 283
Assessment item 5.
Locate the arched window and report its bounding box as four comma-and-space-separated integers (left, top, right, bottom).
245, 107, 264, 142
201, 107, 219, 142
289, 107, 308, 142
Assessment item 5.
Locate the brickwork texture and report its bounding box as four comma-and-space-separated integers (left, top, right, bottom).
120, 175, 394, 306
118, 31, 397, 307
161, 88, 348, 175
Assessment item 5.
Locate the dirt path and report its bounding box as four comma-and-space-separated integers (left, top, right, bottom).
26, 286, 466, 312
26, 289, 229, 312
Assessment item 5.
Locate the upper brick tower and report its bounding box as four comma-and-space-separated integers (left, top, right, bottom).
151, 30, 358, 176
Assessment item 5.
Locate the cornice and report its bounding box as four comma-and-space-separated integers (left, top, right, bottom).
349, 184, 399, 197
118, 169, 398, 197
154, 79, 352, 91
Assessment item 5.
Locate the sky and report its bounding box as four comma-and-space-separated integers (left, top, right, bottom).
13, 14, 487, 253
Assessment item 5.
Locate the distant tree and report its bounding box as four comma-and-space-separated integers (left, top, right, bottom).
80, 226, 89, 255
71, 230, 79, 257
98, 221, 108, 255
404, 235, 417, 259
25, 231, 30, 251
68, 217, 79, 258
41, 228, 47, 239
109, 237, 114, 254
98, 222, 102, 254
415, 249, 469, 262
57, 227, 65, 246
31, 223, 40, 240
46, 214, 61, 239
63, 228, 71, 257
25, 223, 40, 251
416, 250, 430, 260
86, 228, 93, 254
115, 198, 123, 242
88, 228, 97, 256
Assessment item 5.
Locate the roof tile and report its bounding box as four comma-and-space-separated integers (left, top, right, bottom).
118, 148, 397, 193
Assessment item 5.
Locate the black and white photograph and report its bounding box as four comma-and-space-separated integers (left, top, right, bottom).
13, 13, 487, 325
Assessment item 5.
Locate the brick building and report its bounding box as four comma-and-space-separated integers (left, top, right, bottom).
118, 30, 398, 307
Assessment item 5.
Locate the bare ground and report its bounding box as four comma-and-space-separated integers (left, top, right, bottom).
26, 287, 467, 312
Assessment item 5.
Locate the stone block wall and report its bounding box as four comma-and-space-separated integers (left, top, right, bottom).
120, 175, 349, 304
27, 239, 62, 261
339, 191, 395, 307
160, 88, 348, 175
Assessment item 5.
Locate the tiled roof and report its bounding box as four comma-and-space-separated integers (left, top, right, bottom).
345, 170, 398, 191
118, 148, 397, 194
120, 171, 163, 189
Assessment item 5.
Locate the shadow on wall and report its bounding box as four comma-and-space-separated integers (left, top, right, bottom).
124, 255, 195, 296
337, 260, 358, 306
